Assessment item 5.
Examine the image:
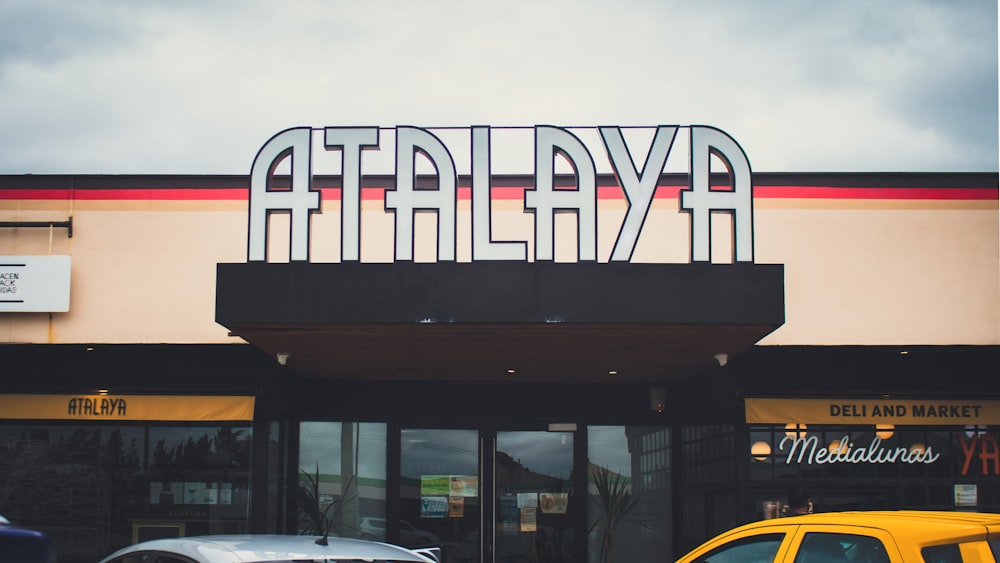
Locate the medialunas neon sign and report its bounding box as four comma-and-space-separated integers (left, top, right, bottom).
247, 125, 754, 264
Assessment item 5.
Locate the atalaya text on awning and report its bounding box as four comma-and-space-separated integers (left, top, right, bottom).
247, 125, 754, 264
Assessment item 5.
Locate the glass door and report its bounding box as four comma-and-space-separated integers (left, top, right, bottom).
400, 428, 481, 563
493, 430, 575, 563
400, 427, 577, 563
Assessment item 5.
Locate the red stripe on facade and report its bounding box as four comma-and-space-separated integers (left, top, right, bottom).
0, 189, 245, 201
0, 186, 996, 201
753, 186, 998, 200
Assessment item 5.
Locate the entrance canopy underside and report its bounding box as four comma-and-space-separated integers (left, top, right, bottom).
216, 261, 785, 382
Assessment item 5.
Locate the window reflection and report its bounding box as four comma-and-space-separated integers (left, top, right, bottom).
0, 423, 251, 563
297, 422, 387, 538
588, 425, 672, 563
400, 429, 478, 561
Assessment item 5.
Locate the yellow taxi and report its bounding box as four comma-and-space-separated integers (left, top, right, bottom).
676, 511, 1000, 563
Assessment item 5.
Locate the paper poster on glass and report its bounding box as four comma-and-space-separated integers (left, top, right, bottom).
449, 475, 478, 497
448, 496, 464, 517
516, 492, 538, 508
500, 494, 519, 534
149, 482, 183, 505
955, 484, 978, 507
219, 483, 233, 504
421, 495, 448, 518
184, 482, 219, 505
520, 507, 537, 532
421, 475, 450, 496
539, 492, 568, 514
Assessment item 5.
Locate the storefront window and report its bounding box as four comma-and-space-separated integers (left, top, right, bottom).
297, 422, 387, 538
587, 425, 671, 563
678, 425, 736, 551
0, 423, 252, 563
747, 424, 1000, 514
400, 428, 477, 560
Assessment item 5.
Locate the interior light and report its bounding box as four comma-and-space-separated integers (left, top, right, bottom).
965, 425, 987, 438
828, 439, 846, 455
875, 424, 894, 440
784, 423, 808, 439
751, 441, 771, 461
96, 389, 109, 396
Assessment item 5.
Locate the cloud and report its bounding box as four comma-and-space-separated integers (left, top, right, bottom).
0, 0, 995, 174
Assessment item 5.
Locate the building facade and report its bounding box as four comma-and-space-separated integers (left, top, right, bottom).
0, 126, 998, 563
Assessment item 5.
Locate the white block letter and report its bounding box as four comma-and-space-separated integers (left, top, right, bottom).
248, 127, 320, 262
600, 126, 678, 262
471, 126, 528, 261
524, 126, 597, 261
324, 127, 380, 262
680, 126, 754, 262
384, 127, 458, 261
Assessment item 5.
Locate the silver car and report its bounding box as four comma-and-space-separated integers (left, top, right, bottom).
98, 534, 440, 563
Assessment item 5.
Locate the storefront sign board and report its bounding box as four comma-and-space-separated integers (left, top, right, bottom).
248, 125, 754, 264
0, 255, 70, 312
0, 394, 255, 422
745, 397, 1000, 425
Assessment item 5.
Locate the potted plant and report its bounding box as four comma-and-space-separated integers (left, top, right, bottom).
298, 464, 357, 537
589, 465, 642, 563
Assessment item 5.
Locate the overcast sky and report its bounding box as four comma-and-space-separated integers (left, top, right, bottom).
0, 0, 996, 175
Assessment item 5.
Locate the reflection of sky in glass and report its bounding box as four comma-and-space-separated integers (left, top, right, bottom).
0, 425, 146, 447
0, 424, 253, 469
401, 429, 477, 477
296, 425, 665, 482
148, 426, 251, 465
497, 431, 572, 480
588, 426, 633, 475
299, 422, 386, 479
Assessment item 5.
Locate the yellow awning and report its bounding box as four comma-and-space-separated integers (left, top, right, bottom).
746, 397, 1000, 426
0, 394, 255, 422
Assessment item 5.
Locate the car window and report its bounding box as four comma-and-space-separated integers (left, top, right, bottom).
795, 533, 889, 563
104, 552, 196, 563
695, 533, 785, 563
921, 544, 962, 563
153, 556, 194, 563
105, 553, 156, 563
989, 540, 1000, 562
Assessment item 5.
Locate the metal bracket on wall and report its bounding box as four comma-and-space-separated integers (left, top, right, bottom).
0, 217, 73, 237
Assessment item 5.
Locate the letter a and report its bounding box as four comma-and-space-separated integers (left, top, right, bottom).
680, 126, 754, 262
248, 128, 320, 262
384, 127, 457, 261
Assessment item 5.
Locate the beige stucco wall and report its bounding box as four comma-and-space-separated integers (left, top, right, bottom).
0, 185, 997, 346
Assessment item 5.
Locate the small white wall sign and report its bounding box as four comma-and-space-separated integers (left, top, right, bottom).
0, 255, 71, 312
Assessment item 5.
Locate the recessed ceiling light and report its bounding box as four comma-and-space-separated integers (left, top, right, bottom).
608, 370, 618, 375
506, 369, 516, 375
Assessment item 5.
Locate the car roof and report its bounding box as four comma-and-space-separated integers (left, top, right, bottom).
723, 511, 1000, 544
98, 534, 437, 563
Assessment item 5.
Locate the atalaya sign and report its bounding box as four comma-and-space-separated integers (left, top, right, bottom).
248, 125, 754, 264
